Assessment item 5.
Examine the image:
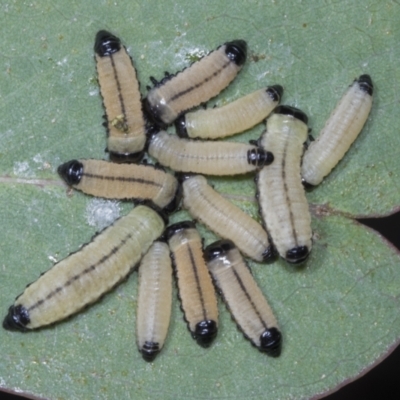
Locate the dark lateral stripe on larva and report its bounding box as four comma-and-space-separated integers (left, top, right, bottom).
230, 266, 268, 330
109, 55, 128, 127
27, 233, 133, 312
168, 60, 231, 103
82, 172, 162, 188
187, 245, 207, 319
280, 139, 299, 246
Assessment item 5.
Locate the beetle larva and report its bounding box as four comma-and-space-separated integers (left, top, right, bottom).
301, 74, 373, 186
175, 85, 283, 140
3, 205, 165, 331
205, 240, 282, 357
95, 30, 147, 163
147, 130, 273, 176
181, 174, 273, 262
256, 105, 312, 264
57, 159, 181, 212
136, 240, 172, 361
143, 40, 247, 126
166, 221, 218, 346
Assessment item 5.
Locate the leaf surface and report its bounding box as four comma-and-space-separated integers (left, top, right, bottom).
1, 1, 400, 399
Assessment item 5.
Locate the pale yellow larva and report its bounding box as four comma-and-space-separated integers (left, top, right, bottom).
175, 85, 283, 139
136, 241, 173, 361
94, 30, 147, 163
148, 130, 273, 176
181, 174, 272, 262
3, 205, 165, 331
205, 240, 282, 357
143, 40, 247, 126
256, 105, 312, 264
57, 159, 181, 212
166, 221, 218, 346
301, 74, 373, 186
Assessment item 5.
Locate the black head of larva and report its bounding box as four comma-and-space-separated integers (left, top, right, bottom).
194, 320, 218, 347
274, 105, 308, 125
259, 327, 282, 357
94, 30, 121, 57
204, 239, 235, 261
266, 85, 284, 103
286, 246, 310, 264
247, 148, 274, 167
57, 160, 84, 186
3, 305, 30, 332
174, 115, 188, 138
165, 220, 196, 240
224, 40, 247, 66
261, 245, 275, 262
357, 74, 373, 96
141, 341, 160, 362
109, 150, 145, 164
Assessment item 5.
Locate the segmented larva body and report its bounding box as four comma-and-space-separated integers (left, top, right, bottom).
143, 40, 247, 126
301, 74, 373, 186
166, 221, 218, 346
175, 85, 283, 140
94, 30, 147, 163
57, 159, 181, 212
3, 205, 165, 331
136, 241, 173, 361
181, 174, 272, 262
256, 106, 312, 264
148, 131, 273, 176
205, 240, 282, 357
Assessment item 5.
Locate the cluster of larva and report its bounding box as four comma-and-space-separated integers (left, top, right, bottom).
2, 30, 373, 363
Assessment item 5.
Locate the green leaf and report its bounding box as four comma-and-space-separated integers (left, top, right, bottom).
1, 1, 400, 399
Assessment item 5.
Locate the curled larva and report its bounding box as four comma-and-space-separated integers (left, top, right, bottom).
301, 74, 373, 186
256, 105, 312, 264
175, 85, 283, 140
136, 240, 172, 362
147, 130, 273, 176
205, 240, 282, 357
165, 221, 218, 346
143, 40, 247, 126
3, 205, 165, 331
94, 30, 147, 163
181, 174, 273, 262
57, 159, 181, 212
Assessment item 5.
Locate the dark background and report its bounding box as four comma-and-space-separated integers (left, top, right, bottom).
1, 212, 399, 400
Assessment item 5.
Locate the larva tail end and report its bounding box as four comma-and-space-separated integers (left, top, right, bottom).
57, 160, 84, 186
261, 245, 275, 262
94, 30, 121, 57
109, 150, 145, 164
3, 305, 30, 332
267, 85, 284, 103
285, 246, 310, 264
136, 200, 169, 226
357, 74, 373, 96
194, 320, 218, 347
141, 341, 160, 362
175, 115, 189, 138
225, 40, 247, 66
204, 240, 235, 261
260, 327, 282, 357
